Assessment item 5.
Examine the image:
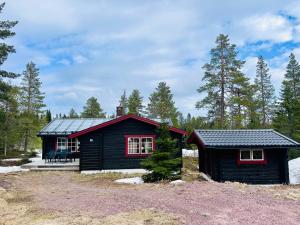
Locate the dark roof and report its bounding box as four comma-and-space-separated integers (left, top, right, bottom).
189, 129, 300, 148
38, 114, 187, 137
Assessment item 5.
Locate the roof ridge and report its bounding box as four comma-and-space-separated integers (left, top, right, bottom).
195, 129, 274, 131
271, 130, 300, 145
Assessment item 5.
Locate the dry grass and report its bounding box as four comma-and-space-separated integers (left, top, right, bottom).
72, 172, 145, 183
182, 157, 200, 182
98, 208, 180, 225
0, 184, 180, 225
259, 185, 300, 201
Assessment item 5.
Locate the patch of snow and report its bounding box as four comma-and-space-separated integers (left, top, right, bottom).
289, 157, 300, 184
0, 166, 29, 173
1, 158, 22, 162
81, 170, 101, 175
170, 180, 186, 185
114, 177, 144, 184
182, 149, 198, 157
81, 169, 149, 175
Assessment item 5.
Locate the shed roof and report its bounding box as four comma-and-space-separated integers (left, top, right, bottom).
188, 129, 300, 148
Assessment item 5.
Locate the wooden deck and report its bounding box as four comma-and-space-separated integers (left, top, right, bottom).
21, 155, 79, 171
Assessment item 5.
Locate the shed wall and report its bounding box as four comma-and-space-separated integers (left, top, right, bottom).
197, 147, 289, 184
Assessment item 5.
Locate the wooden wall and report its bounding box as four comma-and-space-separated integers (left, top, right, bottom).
79, 118, 183, 171
197, 146, 289, 184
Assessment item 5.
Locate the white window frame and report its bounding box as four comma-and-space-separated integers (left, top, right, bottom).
127, 136, 154, 155
240, 149, 264, 161
57, 137, 80, 152
57, 137, 68, 151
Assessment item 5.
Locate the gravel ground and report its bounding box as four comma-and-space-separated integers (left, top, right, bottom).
1, 172, 300, 225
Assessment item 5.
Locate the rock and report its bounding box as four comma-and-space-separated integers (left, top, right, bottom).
170, 180, 186, 185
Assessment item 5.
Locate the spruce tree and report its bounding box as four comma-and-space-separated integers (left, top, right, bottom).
119, 90, 128, 114
141, 123, 181, 182
147, 82, 178, 125
0, 87, 19, 156
81, 97, 105, 118
69, 108, 79, 118
46, 110, 52, 123
19, 62, 45, 151
0, 3, 18, 103
273, 53, 300, 139
228, 71, 252, 128
196, 34, 245, 128
254, 56, 275, 128
128, 89, 143, 115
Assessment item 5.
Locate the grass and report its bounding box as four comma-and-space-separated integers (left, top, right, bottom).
0, 149, 37, 166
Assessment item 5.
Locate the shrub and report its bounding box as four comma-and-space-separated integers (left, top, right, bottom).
141, 123, 181, 182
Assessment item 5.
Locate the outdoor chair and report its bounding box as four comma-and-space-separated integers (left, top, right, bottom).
45, 150, 56, 162
56, 150, 69, 162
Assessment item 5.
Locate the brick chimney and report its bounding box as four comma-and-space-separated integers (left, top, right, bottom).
116, 106, 124, 117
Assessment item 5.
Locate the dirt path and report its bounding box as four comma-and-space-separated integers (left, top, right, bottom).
1, 172, 300, 225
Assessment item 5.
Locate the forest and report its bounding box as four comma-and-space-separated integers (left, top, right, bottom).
0, 3, 299, 159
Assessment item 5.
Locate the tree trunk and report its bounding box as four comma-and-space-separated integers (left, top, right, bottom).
24, 128, 29, 152
4, 133, 7, 156
260, 68, 266, 128
220, 46, 225, 128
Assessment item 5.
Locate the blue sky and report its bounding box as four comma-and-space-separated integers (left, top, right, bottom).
3, 0, 300, 117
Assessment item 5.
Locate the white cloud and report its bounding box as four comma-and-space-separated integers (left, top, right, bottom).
3, 0, 300, 116
238, 13, 293, 43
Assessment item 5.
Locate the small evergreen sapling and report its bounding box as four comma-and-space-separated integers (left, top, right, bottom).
141, 123, 181, 182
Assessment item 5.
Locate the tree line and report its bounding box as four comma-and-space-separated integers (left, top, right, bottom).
55, 81, 179, 127
0, 3, 45, 155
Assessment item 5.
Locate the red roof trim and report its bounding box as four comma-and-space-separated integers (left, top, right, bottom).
187, 131, 205, 148
68, 114, 187, 138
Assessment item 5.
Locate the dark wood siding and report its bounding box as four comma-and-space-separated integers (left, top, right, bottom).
214, 149, 288, 184
41, 136, 56, 159
79, 133, 102, 170
79, 118, 183, 170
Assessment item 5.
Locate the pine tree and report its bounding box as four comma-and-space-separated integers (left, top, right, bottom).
254, 56, 275, 128
196, 34, 245, 128
19, 62, 45, 151
0, 3, 18, 103
81, 97, 105, 118
147, 82, 178, 125
141, 123, 181, 182
128, 89, 143, 115
69, 108, 78, 118
46, 110, 52, 123
119, 90, 128, 114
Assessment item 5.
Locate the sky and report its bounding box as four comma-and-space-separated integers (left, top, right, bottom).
2, 0, 300, 117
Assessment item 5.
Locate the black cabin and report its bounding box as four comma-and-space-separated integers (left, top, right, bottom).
187, 129, 299, 184
38, 114, 187, 171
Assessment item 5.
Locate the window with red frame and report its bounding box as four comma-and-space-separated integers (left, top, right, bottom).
237, 149, 267, 165
240, 149, 264, 161
126, 136, 154, 156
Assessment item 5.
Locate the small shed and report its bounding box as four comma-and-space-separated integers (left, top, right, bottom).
187, 129, 300, 184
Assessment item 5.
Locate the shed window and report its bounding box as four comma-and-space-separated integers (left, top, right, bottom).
125, 135, 155, 157
240, 149, 264, 161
